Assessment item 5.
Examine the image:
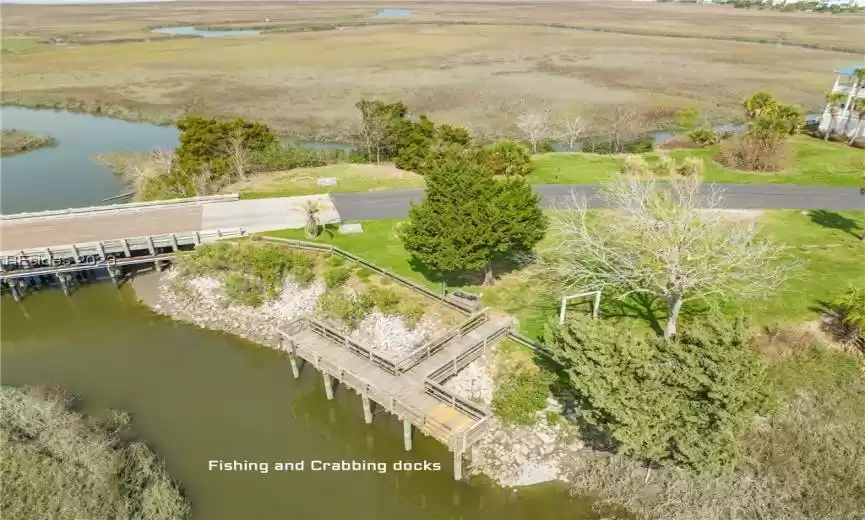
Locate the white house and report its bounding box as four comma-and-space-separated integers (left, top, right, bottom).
819, 63, 865, 139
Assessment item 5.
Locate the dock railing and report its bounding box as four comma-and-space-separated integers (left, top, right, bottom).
393, 309, 489, 373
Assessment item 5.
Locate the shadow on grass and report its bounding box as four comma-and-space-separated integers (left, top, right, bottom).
406, 252, 532, 289
808, 210, 863, 239
810, 299, 865, 352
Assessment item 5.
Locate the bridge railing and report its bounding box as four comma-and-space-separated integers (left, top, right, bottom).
425, 323, 509, 385
1, 228, 245, 262
0, 194, 240, 221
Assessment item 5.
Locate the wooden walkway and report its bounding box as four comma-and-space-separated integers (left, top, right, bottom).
280, 313, 511, 480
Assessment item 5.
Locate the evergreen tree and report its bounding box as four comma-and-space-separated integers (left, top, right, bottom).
399, 147, 546, 285
544, 314, 767, 473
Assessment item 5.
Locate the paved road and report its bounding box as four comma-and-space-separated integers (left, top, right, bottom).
0, 195, 340, 252
331, 184, 865, 221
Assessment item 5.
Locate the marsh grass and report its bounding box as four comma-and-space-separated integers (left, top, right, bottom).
0, 386, 190, 520
2, 3, 857, 140
0, 129, 57, 156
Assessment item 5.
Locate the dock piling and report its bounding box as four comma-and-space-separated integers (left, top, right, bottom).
362, 392, 373, 424
289, 354, 301, 379
403, 419, 412, 451
57, 273, 71, 296
323, 373, 334, 400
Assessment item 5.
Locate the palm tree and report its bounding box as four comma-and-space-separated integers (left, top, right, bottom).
824, 92, 848, 141
849, 98, 865, 145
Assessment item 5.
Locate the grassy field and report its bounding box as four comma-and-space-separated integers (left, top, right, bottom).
265, 210, 865, 339
229, 163, 424, 199
531, 135, 865, 187
1, 1, 860, 140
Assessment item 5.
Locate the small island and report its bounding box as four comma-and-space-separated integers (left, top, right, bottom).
1, 129, 57, 157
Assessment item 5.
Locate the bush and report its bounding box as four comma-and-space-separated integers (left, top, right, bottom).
369, 286, 401, 314
677, 156, 704, 177
400, 301, 426, 328
317, 291, 374, 328
623, 137, 653, 154
623, 155, 651, 176
354, 266, 373, 282
324, 265, 351, 289
479, 140, 533, 177
545, 314, 768, 473
223, 273, 266, 306
655, 152, 677, 176
251, 143, 342, 172
687, 127, 720, 147
716, 134, 790, 172
492, 362, 552, 425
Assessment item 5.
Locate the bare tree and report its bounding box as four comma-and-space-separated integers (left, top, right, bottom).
560, 111, 588, 150
536, 173, 794, 339
591, 105, 643, 153
193, 163, 216, 196
517, 109, 550, 153
219, 128, 251, 182
356, 100, 393, 163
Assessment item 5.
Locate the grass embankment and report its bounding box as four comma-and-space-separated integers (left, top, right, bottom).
1, 129, 57, 156
0, 386, 190, 520
231, 164, 424, 199
531, 135, 865, 187
265, 210, 865, 339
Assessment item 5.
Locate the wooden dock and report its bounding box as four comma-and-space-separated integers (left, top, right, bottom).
280, 312, 511, 480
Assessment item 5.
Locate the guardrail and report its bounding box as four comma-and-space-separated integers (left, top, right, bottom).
0, 194, 240, 221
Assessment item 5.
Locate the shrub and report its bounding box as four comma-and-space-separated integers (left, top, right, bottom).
623, 137, 653, 154
223, 273, 266, 307
623, 155, 651, 176
492, 362, 552, 425
369, 286, 401, 314
355, 266, 373, 282
400, 301, 426, 328
250, 143, 341, 172
480, 140, 533, 177
324, 265, 351, 289
687, 127, 720, 147
655, 152, 677, 176
317, 291, 374, 328
677, 156, 704, 177
716, 134, 790, 172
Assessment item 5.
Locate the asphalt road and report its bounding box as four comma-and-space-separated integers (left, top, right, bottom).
331, 184, 865, 221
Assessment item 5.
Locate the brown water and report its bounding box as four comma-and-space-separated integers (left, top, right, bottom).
0, 284, 601, 520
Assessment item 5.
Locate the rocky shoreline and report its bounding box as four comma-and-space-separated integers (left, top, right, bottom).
132, 268, 583, 488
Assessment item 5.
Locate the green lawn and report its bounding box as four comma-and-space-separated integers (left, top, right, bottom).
235, 164, 424, 199
530, 135, 865, 187
264, 210, 864, 339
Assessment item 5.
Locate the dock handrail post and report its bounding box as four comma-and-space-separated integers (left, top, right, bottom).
193, 231, 201, 246
170, 233, 179, 252
121, 238, 131, 257
146, 236, 156, 255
